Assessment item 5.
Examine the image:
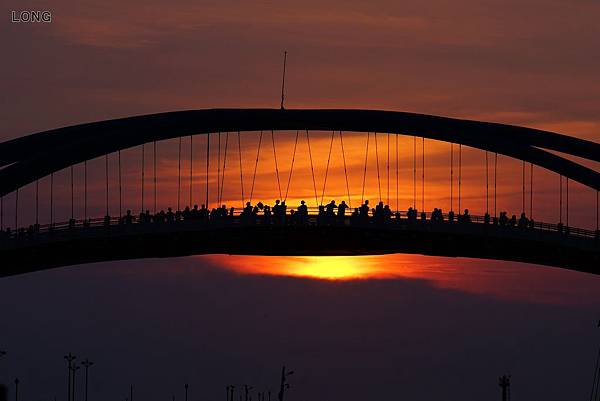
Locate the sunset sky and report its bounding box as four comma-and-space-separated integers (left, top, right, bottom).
1, 1, 600, 400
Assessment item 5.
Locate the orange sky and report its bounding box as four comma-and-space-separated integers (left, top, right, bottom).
2, 0, 600, 280
4, 4, 600, 401
7, 129, 598, 231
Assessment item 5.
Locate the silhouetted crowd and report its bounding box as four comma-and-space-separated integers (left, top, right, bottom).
1, 199, 599, 241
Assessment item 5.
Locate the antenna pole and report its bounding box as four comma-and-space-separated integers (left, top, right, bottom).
280, 51, 287, 110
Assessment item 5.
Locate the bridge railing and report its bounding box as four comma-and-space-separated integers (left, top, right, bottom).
1, 207, 599, 242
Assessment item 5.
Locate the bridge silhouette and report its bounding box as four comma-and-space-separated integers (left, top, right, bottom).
0, 108, 599, 276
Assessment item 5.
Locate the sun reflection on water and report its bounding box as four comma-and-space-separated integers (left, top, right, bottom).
206, 255, 399, 280
199, 254, 600, 306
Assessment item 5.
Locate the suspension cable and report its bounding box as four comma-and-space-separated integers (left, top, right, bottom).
596, 190, 600, 231
205, 133, 210, 208
178, 136, 182, 211
217, 132, 221, 205
494, 153, 498, 218
141, 144, 145, 213
306, 130, 319, 207
458, 144, 462, 213
105, 154, 109, 217
284, 131, 299, 202
485, 151, 489, 214
395, 133, 399, 212
559, 175, 563, 224
50, 172, 54, 225
219, 132, 229, 205
450, 143, 454, 211
249, 131, 263, 204
361, 133, 370, 204
271, 130, 283, 201
339, 131, 351, 208
320, 131, 335, 205
118, 150, 122, 217
566, 177, 569, 226
522, 160, 525, 214
36, 179, 39, 225
413, 136, 416, 209
374, 133, 382, 202
422, 137, 425, 212
189, 135, 193, 207
154, 141, 157, 214
71, 165, 74, 220
238, 132, 244, 204
84, 161, 87, 221
15, 188, 18, 230
387, 133, 390, 205
530, 163, 534, 219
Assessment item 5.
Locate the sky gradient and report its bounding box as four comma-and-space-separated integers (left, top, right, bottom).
1, 1, 600, 400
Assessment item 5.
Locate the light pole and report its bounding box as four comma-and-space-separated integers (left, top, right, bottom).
0, 350, 6, 382
244, 385, 253, 401
277, 366, 294, 401
81, 359, 93, 401
498, 374, 510, 401
590, 320, 600, 401
64, 353, 76, 401
71, 365, 80, 401
14, 378, 18, 401
184, 384, 188, 401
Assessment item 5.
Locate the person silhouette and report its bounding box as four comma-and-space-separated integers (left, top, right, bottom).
518, 212, 528, 229
298, 200, 308, 225
383, 205, 392, 223
462, 208, 471, 223
317, 204, 325, 225
280, 201, 287, 225
243, 202, 252, 215
166, 207, 175, 223
325, 200, 337, 216
124, 209, 134, 224
263, 205, 272, 225
191, 204, 200, 220
360, 200, 370, 217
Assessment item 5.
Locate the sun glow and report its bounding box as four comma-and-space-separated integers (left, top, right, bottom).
207, 255, 395, 280
195, 254, 599, 305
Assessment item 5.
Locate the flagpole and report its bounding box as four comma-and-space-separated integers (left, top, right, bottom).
590, 320, 600, 401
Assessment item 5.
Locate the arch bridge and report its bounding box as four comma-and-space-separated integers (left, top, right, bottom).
0, 108, 599, 276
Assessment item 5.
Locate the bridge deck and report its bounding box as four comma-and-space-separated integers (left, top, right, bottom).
1, 211, 599, 277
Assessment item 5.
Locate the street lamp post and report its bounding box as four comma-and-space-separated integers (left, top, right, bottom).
14, 378, 19, 401
277, 366, 294, 401
81, 359, 94, 401
184, 384, 188, 401
71, 365, 80, 401
0, 350, 6, 383
590, 320, 600, 401
64, 353, 76, 401
244, 385, 253, 401
227, 384, 235, 401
